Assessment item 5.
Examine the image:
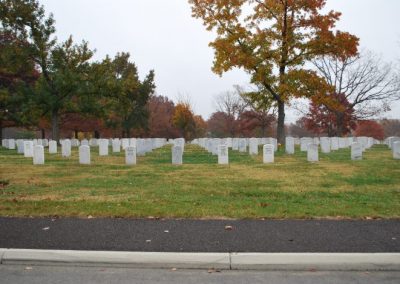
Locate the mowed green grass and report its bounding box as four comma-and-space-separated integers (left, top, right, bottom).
0, 144, 399, 219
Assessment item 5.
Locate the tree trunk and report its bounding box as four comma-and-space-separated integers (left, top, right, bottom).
0, 119, 3, 140
277, 101, 285, 144
126, 128, 131, 138
51, 109, 59, 141
336, 112, 344, 137
74, 130, 78, 139
41, 129, 45, 139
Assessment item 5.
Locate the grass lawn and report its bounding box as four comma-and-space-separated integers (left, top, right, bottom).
0, 144, 399, 219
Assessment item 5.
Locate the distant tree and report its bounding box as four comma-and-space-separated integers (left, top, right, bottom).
303, 93, 357, 136
239, 87, 276, 137
193, 114, 207, 138
354, 120, 384, 140
207, 111, 232, 138
214, 88, 247, 136
287, 118, 315, 138
189, 0, 358, 143
380, 119, 400, 137
147, 95, 180, 138
103, 53, 155, 137
312, 51, 400, 135
172, 101, 196, 140
238, 110, 275, 137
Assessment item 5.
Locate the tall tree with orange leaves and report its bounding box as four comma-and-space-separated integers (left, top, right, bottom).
172, 102, 196, 140
189, 0, 359, 143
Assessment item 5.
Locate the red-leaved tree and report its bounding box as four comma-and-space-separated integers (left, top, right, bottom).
304, 93, 357, 136
354, 120, 384, 140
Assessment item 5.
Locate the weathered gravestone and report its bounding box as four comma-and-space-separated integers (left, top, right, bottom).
172, 145, 183, 165
249, 138, 258, 155
33, 145, 44, 165
98, 139, 109, 156
48, 140, 57, 154
351, 142, 362, 160
218, 144, 229, 165
24, 141, 34, 158
393, 141, 400, 160
320, 137, 331, 153
79, 145, 91, 165
263, 144, 274, 163
307, 144, 318, 162
81, 139, 89, 146
285, 137, 294, 154
125, 146, 136, 165
62, 140, 71, 157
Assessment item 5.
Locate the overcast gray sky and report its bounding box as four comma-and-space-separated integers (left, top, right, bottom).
40, 0, 400, 122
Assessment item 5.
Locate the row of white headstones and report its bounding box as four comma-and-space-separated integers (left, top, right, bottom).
2, 136, 399, 165
191, 136, 400, 164
1, 138, 181, 165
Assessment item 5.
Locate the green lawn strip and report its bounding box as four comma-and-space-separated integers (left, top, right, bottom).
0, 144, 399, 219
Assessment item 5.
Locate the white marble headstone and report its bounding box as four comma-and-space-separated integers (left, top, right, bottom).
320, 137, 331, 153
79, 145, 91, 165
218, 144, 229, 165
62, 140, 71, 157
99, 139, 109, 156
112, 139, 121, 153
351, 142, 362, 160
249, 138, 258, 155
125, 146, 136, 165
238, 139, 247, 152
392, 141, 400, 160
16, 140, 24, 154
263, 144, 274, 163
24, 141, 34, 158
330, 137, 339, 151
33, 145, 44, 165
172, 145, 183, 165
285, 137, 294, 154
48, 140, 57, 154
307, 144, 318, 162
8, 139, 15, 150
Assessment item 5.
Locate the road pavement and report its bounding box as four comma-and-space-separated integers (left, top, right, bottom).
1, 265, 399, 284
0, 217, 399, 252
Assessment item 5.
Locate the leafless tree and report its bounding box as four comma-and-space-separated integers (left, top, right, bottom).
313, 51, 400, 119
213, 86, 248, 136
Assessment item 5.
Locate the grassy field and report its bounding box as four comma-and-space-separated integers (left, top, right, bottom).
0, 144, 399, 219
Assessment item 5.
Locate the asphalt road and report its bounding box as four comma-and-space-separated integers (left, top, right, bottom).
1, 265, 399, 284
0, 218, 399, 252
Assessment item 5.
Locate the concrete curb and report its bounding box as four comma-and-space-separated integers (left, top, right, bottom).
1, 249, 399, 271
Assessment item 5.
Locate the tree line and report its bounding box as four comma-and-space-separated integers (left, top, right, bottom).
1, 0, 400, 142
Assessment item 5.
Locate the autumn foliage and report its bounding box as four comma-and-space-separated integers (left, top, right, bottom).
303, 93, 357, 137
355, 120, 384, 140
189, 0, 359, 143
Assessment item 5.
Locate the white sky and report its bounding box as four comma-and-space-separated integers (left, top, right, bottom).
39, 0, 400, 123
